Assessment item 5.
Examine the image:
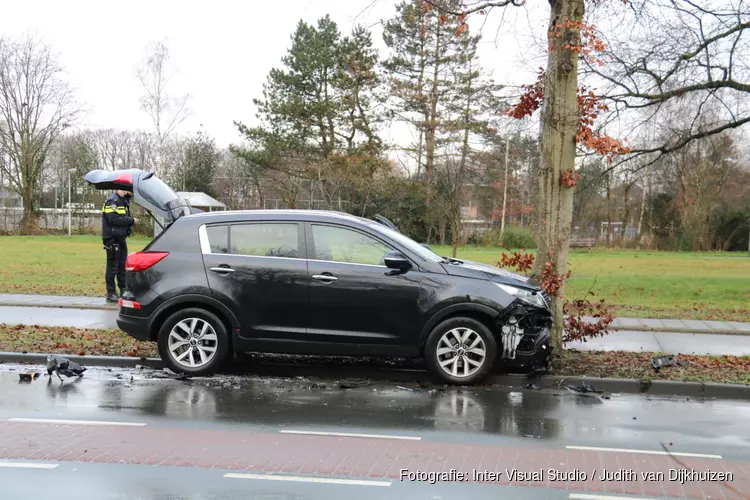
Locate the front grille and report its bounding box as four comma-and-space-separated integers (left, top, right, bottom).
541, 291, 551, 308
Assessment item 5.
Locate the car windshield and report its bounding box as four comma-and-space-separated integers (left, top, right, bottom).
366, 221, 444, 263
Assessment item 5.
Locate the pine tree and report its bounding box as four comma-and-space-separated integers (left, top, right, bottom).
382, 0, 475, 241
180, 128, 219, 197
233, 16, 385, 210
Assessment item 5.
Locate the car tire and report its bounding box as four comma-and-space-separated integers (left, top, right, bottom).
157, 308, 230, 376
424, 316, 498, 385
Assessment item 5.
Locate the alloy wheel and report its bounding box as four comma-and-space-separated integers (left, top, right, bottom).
435, 327, 487, 378
167, 318, 219, 368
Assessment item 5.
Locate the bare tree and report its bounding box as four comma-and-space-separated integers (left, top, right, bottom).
135, 39, 191, 144
0, 33, 80, 233
590, 0, 750, 167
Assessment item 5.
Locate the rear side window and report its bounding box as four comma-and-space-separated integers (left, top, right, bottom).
230, 223, 299, 258
205, 225, 229, 253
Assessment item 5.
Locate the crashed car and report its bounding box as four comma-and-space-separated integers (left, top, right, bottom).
85, 169, 553, 385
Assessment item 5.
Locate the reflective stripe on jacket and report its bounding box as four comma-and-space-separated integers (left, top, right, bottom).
101, 193, 134, 241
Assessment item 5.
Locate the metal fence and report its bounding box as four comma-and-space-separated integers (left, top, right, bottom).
0, 207, 100, 234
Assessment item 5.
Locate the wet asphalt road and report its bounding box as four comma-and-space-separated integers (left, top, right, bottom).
0, 365, 749, 499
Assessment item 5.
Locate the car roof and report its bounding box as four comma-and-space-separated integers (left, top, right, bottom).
182, 209, 375, 226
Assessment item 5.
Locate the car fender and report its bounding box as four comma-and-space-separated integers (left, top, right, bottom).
419, 302, 502, 344
149, 293, 241, 338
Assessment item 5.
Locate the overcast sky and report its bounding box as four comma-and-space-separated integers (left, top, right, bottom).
0, 0, 548, 149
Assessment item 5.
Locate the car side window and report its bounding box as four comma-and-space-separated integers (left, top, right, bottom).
205, 225, 229, 253
230, 223, 299, 258
311, 224, 391, 266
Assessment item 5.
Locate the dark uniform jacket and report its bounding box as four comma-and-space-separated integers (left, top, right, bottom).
101, 193, 134, 242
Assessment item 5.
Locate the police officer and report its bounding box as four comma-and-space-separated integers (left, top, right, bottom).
101, 189, 139, 302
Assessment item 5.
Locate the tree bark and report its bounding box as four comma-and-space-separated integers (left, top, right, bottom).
621, 181, 632, 240
500, 137, 510, 238
532, 0, 584, 352
606, 171, 612, 246
424, 15, 443, 243
636, 171, 647, 238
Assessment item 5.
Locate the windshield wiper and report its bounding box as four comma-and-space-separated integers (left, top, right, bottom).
440, 257, 464, 265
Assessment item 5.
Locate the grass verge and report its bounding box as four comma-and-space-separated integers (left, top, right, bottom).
1, 324, 748, 386
553, 350, 750, 386
0, 324, 157, 358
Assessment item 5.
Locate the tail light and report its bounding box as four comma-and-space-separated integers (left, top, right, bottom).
125, 251, 169, 272
118, 298, 141, 309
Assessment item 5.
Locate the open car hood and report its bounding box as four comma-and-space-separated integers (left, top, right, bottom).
84, 169, 192, 225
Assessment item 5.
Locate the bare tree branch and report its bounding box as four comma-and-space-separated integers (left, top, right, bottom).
420, 0, 526, 16
0, 32, 81, 232
134, 39, 192, 144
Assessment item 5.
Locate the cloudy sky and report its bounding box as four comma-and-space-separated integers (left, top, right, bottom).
0, 0, 548, 148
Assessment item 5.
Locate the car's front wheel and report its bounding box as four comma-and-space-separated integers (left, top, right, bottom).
424, 317, 497, 385
157, 308, 230, 376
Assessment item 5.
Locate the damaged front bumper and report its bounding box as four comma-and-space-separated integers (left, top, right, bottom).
494, 303, 554, 374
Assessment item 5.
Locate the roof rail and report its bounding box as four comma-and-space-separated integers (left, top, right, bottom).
372, 214, 399, 232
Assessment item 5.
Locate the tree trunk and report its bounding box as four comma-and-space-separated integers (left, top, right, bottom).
424, 18, 442, 243
636, 174, 647, 238
606, 171, 612, 246
532, 0, 584, 352
621, 181, 632, 239
19, 177, 39, 235
500, 137, 510, 238
452, 70, 474, 258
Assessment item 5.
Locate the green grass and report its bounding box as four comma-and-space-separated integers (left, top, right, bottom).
433, 245, 750, 321
0, 235, 150, 297
0, 235, 749, 321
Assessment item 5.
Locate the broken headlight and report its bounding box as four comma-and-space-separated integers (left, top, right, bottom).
494, 283, 547, 309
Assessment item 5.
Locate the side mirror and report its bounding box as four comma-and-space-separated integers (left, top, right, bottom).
384, 250, 412, 272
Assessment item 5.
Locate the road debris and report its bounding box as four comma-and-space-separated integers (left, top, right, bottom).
19, 372, 40, 382
339, 379, 371, 389
651, 355, 689, 372
563, 381, 603, 394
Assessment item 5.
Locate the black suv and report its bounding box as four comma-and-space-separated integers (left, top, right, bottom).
86, 169, 553, 385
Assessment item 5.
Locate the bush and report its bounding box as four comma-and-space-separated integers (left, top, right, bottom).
481, 226, 537, 249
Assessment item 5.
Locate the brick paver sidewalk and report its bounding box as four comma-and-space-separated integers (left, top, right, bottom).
0, 421, 747, 499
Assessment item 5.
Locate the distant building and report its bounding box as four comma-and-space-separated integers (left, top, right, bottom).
0, 187, 21, 208
175, 192, 227, 212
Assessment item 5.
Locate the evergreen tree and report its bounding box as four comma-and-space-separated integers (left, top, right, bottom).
382, 0, 477, 241
180, 128, 219, 197
233, 16, 386, 210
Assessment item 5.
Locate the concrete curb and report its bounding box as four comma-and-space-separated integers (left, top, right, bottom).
2, 351, 747, 400
609, 325, 750, 336
0, 300, 747, 335
0, 352, 164, 369
0, 301, 117, 311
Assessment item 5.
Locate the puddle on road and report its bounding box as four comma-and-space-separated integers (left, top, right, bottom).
2, 358, 747, 450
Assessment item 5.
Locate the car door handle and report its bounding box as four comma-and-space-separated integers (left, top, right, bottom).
210, 266, 235, 273
312, 274, 337, 281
